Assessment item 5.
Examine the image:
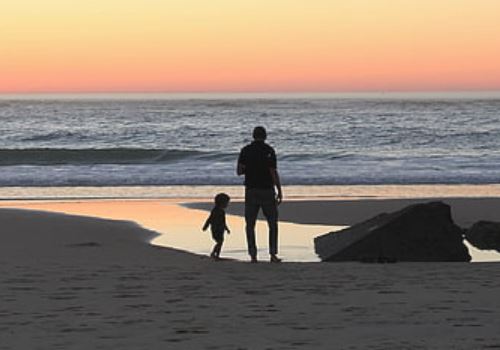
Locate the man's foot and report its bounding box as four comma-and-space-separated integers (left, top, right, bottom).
270, 255, 282, 263
250, 256, 258, 263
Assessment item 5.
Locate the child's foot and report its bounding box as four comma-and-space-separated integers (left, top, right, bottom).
270, 255, 282, 263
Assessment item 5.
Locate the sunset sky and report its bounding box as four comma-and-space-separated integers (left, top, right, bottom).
1, 0, 500, 93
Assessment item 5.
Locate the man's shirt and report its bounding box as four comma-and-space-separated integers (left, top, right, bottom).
238, 140, 277, 189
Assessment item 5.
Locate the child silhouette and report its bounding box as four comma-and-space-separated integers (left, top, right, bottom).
202, 193, 231, 260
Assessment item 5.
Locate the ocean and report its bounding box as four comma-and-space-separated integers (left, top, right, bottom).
1, 93, 499, 188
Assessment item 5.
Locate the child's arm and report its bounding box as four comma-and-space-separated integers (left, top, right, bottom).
224, 214, 230, 234
202, 214, 211, 231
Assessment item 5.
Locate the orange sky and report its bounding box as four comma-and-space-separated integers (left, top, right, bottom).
1, 0, 500, 93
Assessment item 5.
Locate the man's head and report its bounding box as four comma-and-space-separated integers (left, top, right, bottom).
253, 126, 267, 141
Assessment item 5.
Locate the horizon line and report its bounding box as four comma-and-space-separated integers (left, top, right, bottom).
1, 90, 500, 100
2, 89, 500, 94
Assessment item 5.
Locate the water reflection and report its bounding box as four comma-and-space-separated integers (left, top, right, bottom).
0, 199, 341, 262
153, 206, 340, 262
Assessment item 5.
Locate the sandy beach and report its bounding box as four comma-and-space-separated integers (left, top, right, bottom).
2, 196, 500, 349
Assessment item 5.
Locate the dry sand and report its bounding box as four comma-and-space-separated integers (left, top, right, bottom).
2, 199, 500, 349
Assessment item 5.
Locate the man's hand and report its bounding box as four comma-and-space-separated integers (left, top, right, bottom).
270, 168, 283, 205
276, 191, 283, 205
226, 228, 231, 234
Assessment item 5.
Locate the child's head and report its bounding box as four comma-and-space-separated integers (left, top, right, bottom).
214, 193, 230, 208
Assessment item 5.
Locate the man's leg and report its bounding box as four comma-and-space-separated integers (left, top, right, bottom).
245, 189, 260, 260
261, 190, 279, 256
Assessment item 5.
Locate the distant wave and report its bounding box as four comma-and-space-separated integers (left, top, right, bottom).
280, 152, 352, 161
0, 148, 237, 166
21, 131, 83, 142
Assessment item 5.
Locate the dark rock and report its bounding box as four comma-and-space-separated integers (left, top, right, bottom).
314, 201, 471, 262
465, 221, 500, 252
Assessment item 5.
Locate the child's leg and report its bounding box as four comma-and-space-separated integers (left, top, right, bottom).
210, 243, 219, 258
211, 232, 224, 258
214, 241, 223, 257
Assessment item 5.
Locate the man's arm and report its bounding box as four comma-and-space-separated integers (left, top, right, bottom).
270, 168, 283, 205
269, 147, 282, 204
237, 163, 245, 176
237, 148, 246, 176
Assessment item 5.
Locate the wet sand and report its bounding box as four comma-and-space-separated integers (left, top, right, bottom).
2, 198, 500, 349
188, 197, 500, 228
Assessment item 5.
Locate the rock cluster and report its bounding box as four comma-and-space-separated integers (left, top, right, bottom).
314, 201, 471, 262
465, 221, 500, 252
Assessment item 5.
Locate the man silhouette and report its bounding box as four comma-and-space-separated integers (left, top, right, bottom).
237, 126, 283, 263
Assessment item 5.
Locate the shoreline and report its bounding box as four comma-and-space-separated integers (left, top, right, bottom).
2, 183, 500, 201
